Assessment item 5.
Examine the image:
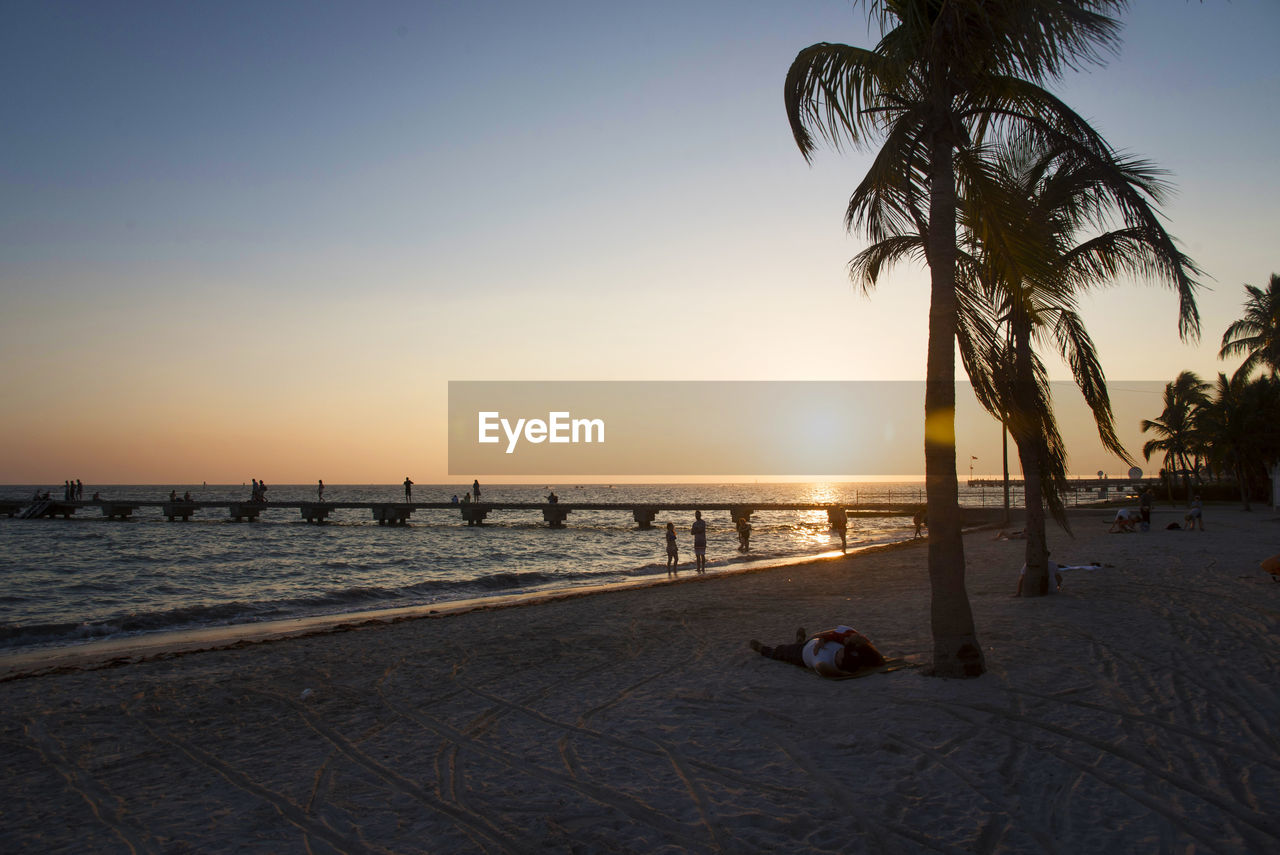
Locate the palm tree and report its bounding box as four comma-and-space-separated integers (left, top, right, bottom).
1142, 371, 1209, 504
1219, 273, 1280, 380
1196, 373, 1280, 510
970, 141, 1197, 596
785, 0, 1131, 677
853, 138, 1200, 597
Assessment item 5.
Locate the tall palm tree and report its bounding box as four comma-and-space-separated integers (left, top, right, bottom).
785, 0, 1131, 677
1142, 371, 1210, 503
967, 141, 1198, 596
853, 138, 1200, 597
1219, 273, 1280, 380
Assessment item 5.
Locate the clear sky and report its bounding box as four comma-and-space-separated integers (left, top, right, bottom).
2, 0, 1277, 484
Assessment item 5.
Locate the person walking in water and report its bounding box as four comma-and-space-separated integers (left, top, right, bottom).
403, 476, 414, 501
665, 522, 679, 575
831, 506, 848, 552
473, 479, 481, 502
318, 480, 325, 501
691, 511, 707, 574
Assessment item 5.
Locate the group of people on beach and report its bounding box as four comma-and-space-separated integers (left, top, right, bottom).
248, 479, 268, 503
1108, 487, 1204, 532
61, 479, 83, 501
665, 511, 710, 576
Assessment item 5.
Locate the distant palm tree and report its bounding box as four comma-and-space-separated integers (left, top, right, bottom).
1196, 373, 1280, 510
854, 138, 1200, 596
1219, 273, 1280, 380
1142, 371, 1209, 504
785, 0, 1129, 676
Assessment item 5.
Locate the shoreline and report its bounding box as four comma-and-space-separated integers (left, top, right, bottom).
0, 534, 932, 681
3, 505, 1275, 853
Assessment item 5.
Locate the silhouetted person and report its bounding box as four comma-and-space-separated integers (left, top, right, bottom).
666, 522, 679, 574
691, 510, 707, 574
832, 506, 848, 552
75, 479, 83, 499
403, 476, 414, 501
318, 479, 325, 501
546, 491, 558, 504
473, 479, 481, 502
736, 517, 752, 552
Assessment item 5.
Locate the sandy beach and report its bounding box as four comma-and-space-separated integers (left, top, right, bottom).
1, 504, 1277, 854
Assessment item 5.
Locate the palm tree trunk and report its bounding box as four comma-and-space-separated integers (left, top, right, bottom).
1011, 323, 1051, 597
1002, 426, 1011, 526
923, 127, 984, 678
1016, 437, 1051, 596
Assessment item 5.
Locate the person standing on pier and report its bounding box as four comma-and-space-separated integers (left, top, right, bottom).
666, 522, 679, 574
318, 480, 325, 502
75, 479, 83, 499
258, 479, 268, 502
403, 477, 414, 501
691, 511, 707, 574
473, 479, 481, 502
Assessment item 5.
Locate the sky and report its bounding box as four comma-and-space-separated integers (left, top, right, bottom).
2, 0, 1277, 485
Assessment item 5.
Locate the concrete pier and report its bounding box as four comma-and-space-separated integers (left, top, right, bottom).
163, 502, 200, 521
372, 504, 413, 526
99, 502, 140, 521
0, 498, 997, 529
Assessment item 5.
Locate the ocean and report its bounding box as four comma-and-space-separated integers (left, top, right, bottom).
0, 482, 1016, 655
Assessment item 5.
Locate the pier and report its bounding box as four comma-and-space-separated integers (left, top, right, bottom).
1, 498, 955, 529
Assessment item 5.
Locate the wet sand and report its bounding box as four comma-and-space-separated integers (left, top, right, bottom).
1, 504, 1277, 853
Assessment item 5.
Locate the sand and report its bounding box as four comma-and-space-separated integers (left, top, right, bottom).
1, 504, 1277, 854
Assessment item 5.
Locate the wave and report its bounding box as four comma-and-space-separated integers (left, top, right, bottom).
0, 566, 634, 651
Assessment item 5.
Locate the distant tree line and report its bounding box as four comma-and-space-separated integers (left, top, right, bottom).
1142, 274, 1280, 510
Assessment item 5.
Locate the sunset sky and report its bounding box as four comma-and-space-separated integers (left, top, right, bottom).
2, 0, 1277, 484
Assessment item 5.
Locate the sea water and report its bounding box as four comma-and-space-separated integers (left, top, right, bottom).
0, 482, 1001, 654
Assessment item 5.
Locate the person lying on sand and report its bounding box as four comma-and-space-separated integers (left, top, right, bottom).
749, 625, 884, 679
